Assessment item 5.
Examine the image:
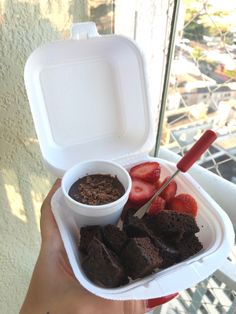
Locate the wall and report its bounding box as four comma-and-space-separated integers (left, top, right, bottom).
115, 0, 172, 147
0, 1, 86, 312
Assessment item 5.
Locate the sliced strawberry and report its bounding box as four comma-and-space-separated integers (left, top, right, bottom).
168, 193, 198, 218
154, 179, 162, 190
129, 162, 161, 183
148, 196, 166, 216
129, 178, 156, 205
159, 177, 177, 202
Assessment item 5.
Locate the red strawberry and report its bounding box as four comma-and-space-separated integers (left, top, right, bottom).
129, 178, 156, 205
159, 177, 177, 202
155, 179, 162, 190
168, 193, 198, 217
148, 196, 166, 216
129, 162, 161, 183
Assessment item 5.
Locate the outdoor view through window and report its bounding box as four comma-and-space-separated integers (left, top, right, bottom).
163, 0, 236, 184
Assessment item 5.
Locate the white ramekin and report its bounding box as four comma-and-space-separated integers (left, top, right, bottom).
61, 159, 132, 227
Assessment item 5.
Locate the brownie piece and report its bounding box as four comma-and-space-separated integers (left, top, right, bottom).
79, 209, 203, 287
145, 210, 200, 242
177, 234, 203, 261
79, 225, 103, 254
121, 207, 138, 223
121, 237, 163, 280
102, 224, 128, 254
82, 238, 128, 288
123, 215, 151, 238
123, 215, 179, 268
151, 236, 179, 268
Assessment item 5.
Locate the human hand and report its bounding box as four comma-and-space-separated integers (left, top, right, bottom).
20, 179, 146, 314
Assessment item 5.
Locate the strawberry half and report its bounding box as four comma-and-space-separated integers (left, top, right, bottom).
129, 161, 161, 183
159, 176, 177, 202
155, 179, 162, 190
148, 196, 166, 216
129, 178, 156, 205
168, 193, 198, 218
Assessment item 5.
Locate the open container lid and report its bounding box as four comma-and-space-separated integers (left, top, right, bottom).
24, 22, 155, 177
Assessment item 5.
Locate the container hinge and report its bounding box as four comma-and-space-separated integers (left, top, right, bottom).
70, 22, 100, 40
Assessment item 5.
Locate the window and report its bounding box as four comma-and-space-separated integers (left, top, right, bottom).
158, 0, 236, 184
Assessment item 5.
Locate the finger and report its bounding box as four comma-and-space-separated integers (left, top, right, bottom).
123, 300, 146, 314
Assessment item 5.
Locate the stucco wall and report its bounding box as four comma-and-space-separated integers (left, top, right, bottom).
0, 1, 86, 312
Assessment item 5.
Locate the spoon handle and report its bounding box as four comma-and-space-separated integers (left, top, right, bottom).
177, 130, 217, 172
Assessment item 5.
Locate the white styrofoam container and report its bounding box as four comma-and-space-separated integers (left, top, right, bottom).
51, 157, 234, 299
24, 22, 235, 300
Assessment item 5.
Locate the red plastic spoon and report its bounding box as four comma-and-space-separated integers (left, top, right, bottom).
134, 129, 217, 219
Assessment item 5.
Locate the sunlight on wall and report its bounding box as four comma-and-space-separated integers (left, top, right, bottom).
0, 1, 78, 312
4, 183, 27, 223
39, 0, 72, 34
2, 169, 52, 231
30, 175, 52, 232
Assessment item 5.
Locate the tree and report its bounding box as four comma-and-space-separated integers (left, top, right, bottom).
192, 47, 204, 61
183, 0, 235, 43
184, 20, 208, 42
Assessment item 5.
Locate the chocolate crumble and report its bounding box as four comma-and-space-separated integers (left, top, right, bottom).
69, 174, 125, 205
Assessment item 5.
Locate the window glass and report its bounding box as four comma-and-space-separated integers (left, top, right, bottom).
161, 0, 236, 184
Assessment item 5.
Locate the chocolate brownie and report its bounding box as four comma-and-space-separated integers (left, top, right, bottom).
177, 234, 203, 261
123, 215, 151, 238
82, 238, 128, 288
123, 214, 179, 268
145, 210, 200, 242
79, 209, 203, 288
121, 237, 163, 280
79, 225, 103, 254
102, 224, 128, 254
151, 236, 180, 268
69, 174, 125, 205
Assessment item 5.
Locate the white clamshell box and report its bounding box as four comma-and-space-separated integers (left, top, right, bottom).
24, 22, 234, 300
